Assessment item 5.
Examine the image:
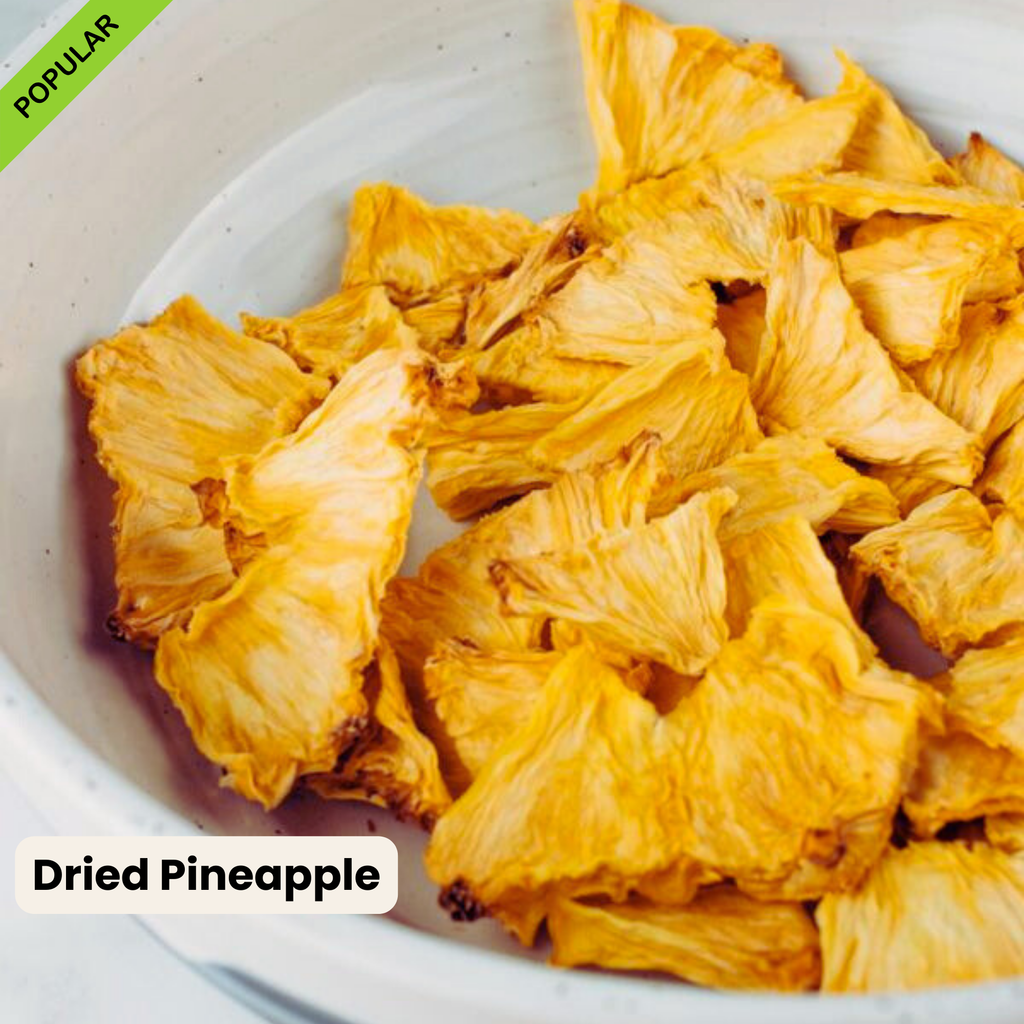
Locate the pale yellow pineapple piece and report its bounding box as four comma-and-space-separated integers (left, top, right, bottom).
305, 639, 451, 827
865, 465, 952, 516
978, 418, 1024, 513
946, 638, 1024, 759
753, 238, 982, 484
547, 889, 821, 991
75, 295, 329, 645
154, 346, 450, 809
574, 0, 800, 196
851, 489, 1024, 658
951, 132, 1024, 202
817, 842, 1024, 992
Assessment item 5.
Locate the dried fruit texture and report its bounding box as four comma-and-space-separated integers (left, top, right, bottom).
903, 732, 1024, 838
400, 288, 469, 352
547, 889, 822, 991
720, 516, 876, 666
753, 238, 982, 485
75, 295, 329, 645
987, 814, 1024, 853
241, 285, 420, 379
574, 0, 801, 196
978, 418, 1024, 513
851, 489, 1024, 658
675, 435, 900, 539
832, 53, 958, 185
839, 221, 1022, 365
773, 172, 1024, 246
427, 601, 937, 933
849, 211, 937, 248
383, 437, 663, 681
817, 842, 1024, 992
494, 489, 735, 675
951, 133, 1024, 202
422, 643, 561, 796
717, 288, 766, 376
865, 465, 953, 517
305, 640, 451, 827
946, 639, 1024, 758
909, 298, 1024, 451
154, 346, 444, 809
340, 182, 538, 304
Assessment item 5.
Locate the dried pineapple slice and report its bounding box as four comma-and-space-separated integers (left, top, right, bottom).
904, 731, 1024, 838
773, 171, 1024, 245
839, 221, 1022, 365
574, 0, 801, 196
909, 297, 1024, 450
493, 489, 736, 675
547, 889, 821, 991
400, 287, 469, 352
240, 284, 419, 379
851, 489, 1024, 658
946, 638, 1024, 759
753, 238, 982, 484
849, 211, 937, 247
978, 419, 1024, 513
341, 182, 538, 303
951, 132, 1024, 202
717, 288, 766, 376
817, 841, 1024, 992
987, 814, 1024, 853
305, 639, 451, 827
832, 53, 959, 185
75, 295, 329, 645
154, 346, 450, 809
865, 465, 952, 516
676, 435, 899, 538
422, 642, 561, 797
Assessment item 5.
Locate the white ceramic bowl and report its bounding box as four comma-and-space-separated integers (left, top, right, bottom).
3, 1, 1024, 1021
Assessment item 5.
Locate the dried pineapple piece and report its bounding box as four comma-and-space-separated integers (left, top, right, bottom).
865, 465, 952, 516
240, 285, 419, 379
839, 221, 1022, 365
753, 238, 982, 484
987, 814, 1024, 853
400, 287, 469, 352
493, 489, 735, 675
849, 211, 936, 247
903, 731, 1024, 837
676, 435, 899, 538
909, 297, 1024, 450
75, 295, 329, 645
547, 889, 821, 991
817, 841, 1024, 992
851, 489, 1024, 658
305, 639, 451, 827
946, 638, 1024, 759
341, 182, 538, 303
832, 53, 958, 185
951, 132, 1024, 202
717, 288, 766, 376
574, 0, 801, 196
978, 418, 1024, 513
154, 346, 449, 808
422, 642, 561, 797
773, 171, 1024, 245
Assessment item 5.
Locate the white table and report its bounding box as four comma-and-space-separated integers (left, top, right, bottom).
0, 6, 262, 1022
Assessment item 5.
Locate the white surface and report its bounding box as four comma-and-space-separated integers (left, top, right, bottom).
3, 0, 1024, 1022
0, 7, 256, 1024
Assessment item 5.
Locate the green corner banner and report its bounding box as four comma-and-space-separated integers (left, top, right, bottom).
0, 0, 174, 173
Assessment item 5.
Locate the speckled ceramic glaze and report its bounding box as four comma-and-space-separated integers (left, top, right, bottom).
2, 1, 1024, 1021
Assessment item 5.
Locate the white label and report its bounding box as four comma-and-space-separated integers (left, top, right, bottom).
15, 836, 397, 914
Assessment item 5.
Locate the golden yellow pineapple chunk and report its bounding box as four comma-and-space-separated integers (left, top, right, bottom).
909, 297, 1024, 450
840, 221, 1022, 365
987, 814, 1024, 853
817, 842, 1024, 992
240, 284, 419, 379
831, 53, 959, 185
717, 287, 766, 376
773, 171, 1024, 245
753, 238, 982, 484
547, 889, 821, 991
340, 182, 538, 303
675, 435, 900, 538
849, 211, 937, 247
864, 465, 952, 516
946, 638, 1024, 759
574, 0, 801, 196
154, 346, 459, 809
951, 132, 1024, 202
978, 418, 1024, 513
493, 489, 736, 675
75, 295, 329, 645
851, 489, 1024, 658
400, 287, 469, 352
305, 639, 451, 827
